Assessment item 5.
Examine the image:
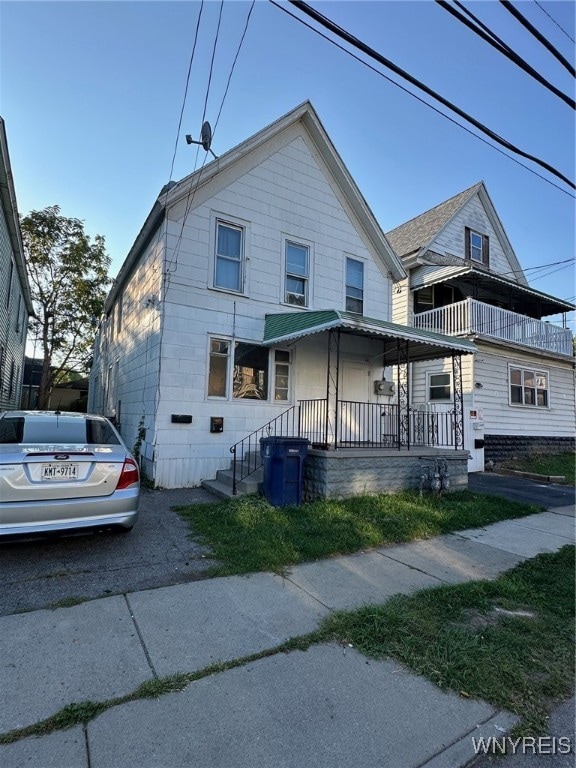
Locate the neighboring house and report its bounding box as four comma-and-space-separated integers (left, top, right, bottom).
387, 181, 575, 471
89, 102, 475, 494
0, 116, 33, 411
20, 357, 88, 410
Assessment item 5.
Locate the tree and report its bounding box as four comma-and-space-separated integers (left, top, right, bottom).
21, 205, 111, 409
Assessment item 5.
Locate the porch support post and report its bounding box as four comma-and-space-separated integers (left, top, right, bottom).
452, 353, 464, 450
325, 329, 340, 448
396, 338, 410, 450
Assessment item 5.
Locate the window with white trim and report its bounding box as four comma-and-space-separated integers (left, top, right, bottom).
208, 339, 272, 400
346, 258, 364, 314
208, 339, 230, 397
233, 343, 268, 400
285, 241, 309, 306
428, 372, 452, 402
510, 366, 548, 407
215, 221, 244, 292
274, 350, 291, 401
465, 227, 489, 266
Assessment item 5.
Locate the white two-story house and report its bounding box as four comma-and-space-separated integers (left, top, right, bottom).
0, 117, 32, 411
388, 182, 575, 472
89, 103, 475, 495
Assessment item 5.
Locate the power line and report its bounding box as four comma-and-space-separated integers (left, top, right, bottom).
533, 0, 575, 45
213, 0, 256, 135
500, 0, 576, 77
168, 1, 205, 182
288, 0, 574, 190
272, 1, 574, 197
435, 0, 574, 109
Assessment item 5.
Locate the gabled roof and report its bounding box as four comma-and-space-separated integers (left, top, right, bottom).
263, 309, 476, 363
387, 182, 481, 260
165, 101, 405, 280
386, 181, 528, 288
106, 102, 405, 312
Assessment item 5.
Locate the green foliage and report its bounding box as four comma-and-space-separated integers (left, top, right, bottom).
21, 205, 111, 408
175, 491, 540, 576
321, 546, 575, 735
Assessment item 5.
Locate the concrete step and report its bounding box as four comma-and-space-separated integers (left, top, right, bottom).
216, 468, 262, 495
201, 479, 237, 500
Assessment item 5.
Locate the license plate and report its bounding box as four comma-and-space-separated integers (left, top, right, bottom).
41, 463, 79, 481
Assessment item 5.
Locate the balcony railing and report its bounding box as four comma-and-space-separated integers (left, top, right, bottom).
413, 298, 572, 356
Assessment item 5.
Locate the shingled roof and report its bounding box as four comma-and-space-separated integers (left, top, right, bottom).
386, 182, 482, 259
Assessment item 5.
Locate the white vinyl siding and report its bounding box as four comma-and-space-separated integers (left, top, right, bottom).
429, 194, 515, 279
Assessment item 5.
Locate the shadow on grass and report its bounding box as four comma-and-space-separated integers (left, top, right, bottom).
175, 490, 540, 576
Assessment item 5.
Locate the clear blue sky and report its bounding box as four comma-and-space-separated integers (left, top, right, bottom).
1, 0, 574, 329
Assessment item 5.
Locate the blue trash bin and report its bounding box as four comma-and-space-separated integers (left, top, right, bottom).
260, 436, 309, 506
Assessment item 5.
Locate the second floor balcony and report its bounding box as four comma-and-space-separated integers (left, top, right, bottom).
413, 298, 573, 356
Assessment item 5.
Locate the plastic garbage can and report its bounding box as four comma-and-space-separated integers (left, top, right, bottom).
260, 436, 309, 506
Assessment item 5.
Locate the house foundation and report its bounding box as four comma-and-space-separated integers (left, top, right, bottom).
303, 447, 469, 500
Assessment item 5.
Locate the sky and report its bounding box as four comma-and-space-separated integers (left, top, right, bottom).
1, 0, 575, 332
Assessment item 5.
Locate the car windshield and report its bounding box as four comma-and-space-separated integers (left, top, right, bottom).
0, 417, 120, 445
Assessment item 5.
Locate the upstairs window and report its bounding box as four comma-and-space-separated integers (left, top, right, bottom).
465, 227, 489, 266
285, 241, 309, 307
346, 258, 364, 314
510, 366, 548, 407
6, 260, 13, 308
215, 221, 244, 292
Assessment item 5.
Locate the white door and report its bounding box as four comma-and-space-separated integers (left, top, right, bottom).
340, 361, 373, 444
466, 413, 485, 472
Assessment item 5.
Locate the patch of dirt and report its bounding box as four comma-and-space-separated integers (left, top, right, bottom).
453, 605, 538, 632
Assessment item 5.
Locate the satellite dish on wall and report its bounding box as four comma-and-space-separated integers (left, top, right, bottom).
185, 121, 218, 159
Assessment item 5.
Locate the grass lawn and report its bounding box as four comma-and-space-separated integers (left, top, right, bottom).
501, 452, 575, 485
320, 546, 575, 735
175, 490, 539, 576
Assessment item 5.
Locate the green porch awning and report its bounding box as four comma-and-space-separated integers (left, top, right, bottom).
263, 310, 476, 363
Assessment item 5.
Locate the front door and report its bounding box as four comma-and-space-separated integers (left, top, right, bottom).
339, 361, 372, 444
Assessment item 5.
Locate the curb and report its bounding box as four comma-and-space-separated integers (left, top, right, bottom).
496, 469, 566, 484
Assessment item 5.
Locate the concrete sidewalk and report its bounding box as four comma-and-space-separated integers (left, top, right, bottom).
1, 504, 574, 768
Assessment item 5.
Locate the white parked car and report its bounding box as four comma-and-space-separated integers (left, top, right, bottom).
0, 411, 140, 536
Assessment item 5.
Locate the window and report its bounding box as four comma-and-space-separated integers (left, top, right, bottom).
346, 258, 364, 314
285, 241, 309, 306
428, 372, 452, 402
274, 350, 291, 401
208, 338, 279, 401
8, 358, 15, 399
15, 294, 21, 331
208, 339, 230, 397
215, 221, 244, 292
6, 260, 13, 308
233, 343, 268, 400
510, 366, 548, 407
108, 308, 115, 342
116, 294, 123, 335
465, 227, 489, 266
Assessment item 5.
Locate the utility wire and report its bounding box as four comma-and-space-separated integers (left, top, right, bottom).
167, 0, 255, 278
533, 0, 575, 45
436, 0, 574, 109
213, 0, 256, 135
500, 0, 576, 77
168, 1, 205, 182
273, 0, 575, 196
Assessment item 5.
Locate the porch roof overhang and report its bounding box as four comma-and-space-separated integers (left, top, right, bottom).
410, 264, 574, 317
263, 310, 476, 363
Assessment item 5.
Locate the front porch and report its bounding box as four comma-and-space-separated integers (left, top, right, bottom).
216, 310, 476, 499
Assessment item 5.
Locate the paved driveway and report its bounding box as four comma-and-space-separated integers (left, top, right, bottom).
469, 472, 575, 508
0, 487, 218, 616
